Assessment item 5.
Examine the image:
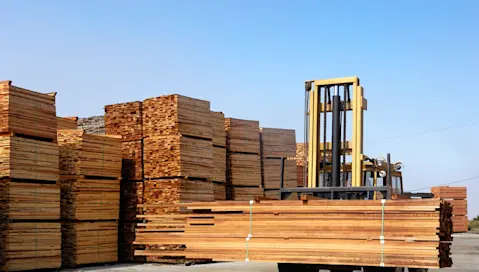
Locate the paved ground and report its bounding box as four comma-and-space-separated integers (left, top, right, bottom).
62, 233, 479, 272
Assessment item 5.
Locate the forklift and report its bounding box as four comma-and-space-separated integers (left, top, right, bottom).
278, 77, 431, 272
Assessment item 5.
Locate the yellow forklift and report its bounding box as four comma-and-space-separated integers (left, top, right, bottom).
278, 77, 431, 272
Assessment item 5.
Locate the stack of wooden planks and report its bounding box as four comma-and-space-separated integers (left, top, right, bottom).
261, 128, 297, 197
432, 186, 468, 233
57, 116, 78, 130
62, 221, 118, 267
225, 118, 262, 200
295, 143, 307, 187
58, 129, 121, 267
211, 111, 226, 200
0, 81, 61, 271
134, 199, 453, 269
119, 180, 145, 261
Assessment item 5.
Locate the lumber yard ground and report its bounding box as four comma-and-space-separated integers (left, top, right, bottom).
62, 233, 479, 272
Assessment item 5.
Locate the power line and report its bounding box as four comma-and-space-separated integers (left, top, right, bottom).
408, 175, 479, 192
385, 120, 479, 140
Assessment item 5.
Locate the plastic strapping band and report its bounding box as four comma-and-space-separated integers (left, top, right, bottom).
380, 199, 386, 267
245, 200, 253, 262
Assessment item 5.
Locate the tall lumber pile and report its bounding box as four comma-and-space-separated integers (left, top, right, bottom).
0, 80, 61, 271
141, 94, 215, 263
135, 199, 453, 269
260, 128, 297, 198
105, 101, 145, 261
58, 129, 121, 267
77, 116, 105, 135
295, 143, 307, 187
211, 111, 226, 200
432, 186, 468, 233
225, 118, 262, 200
57, 116, 78, 130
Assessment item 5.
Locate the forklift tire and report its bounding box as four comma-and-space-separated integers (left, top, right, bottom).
277, 263, 318, 272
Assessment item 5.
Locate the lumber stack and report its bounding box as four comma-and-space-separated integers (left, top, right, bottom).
260, 128, 297, 198
225, 118, 262, 200
0, 81, 61, 271
211, 111, 226, 148
119, 222, 146, 262
0, 223, 62, 271
432, 186, 468, 233
135, 199, 453, 269
213, 182, 226, 201
77, 116, 105, 135
62, 221, 118, 268
295, 143, 307, 187
58, 129, 121, 267
57, 116, 78, 130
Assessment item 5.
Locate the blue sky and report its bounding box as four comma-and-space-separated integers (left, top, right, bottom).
1, 0, 478, 217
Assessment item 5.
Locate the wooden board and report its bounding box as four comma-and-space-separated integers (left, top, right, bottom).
134, 199, 453, 269
119, 222, 146, 263
228, 153, 261, 187
260, 128, 296, 158
213, 182, 226, 201
105, 101, 143, 141
121, 140, 143, 181
263, 158, 297, 189
294, 143, 308, 166
0, 80, 57, 141
0, 178, 60, 220
120, 180, 144, 222
297, 165, 305, 187
229, 186, 264, 201
62, 221, 118, 268
60, 176, 120, 221
225, 118, 260, 154
142, 94, 212, 139
0, 135, 59, 181
58, 130, 122, 178
0, 222, 61, 271
452, 215, 468, 233
446, 199, 467, 216
264, 189, 280, 200
142, 178, 214, 215
211, 111, 226, 147
143, 135, 212, 179
57, 116, 78, 130
212, 147, 226, 183
431, 186, 467, 200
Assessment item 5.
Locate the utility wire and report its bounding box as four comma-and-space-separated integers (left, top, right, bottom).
409, 175, 479, 192
385, 120, 479, 140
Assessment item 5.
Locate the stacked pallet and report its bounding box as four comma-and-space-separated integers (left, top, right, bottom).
135, 199, 453, 269
432, 186, 468, 233
211, 111, 226, 200
0, 80, 61, 271
58, 129, 121, 267
57, 116, 78, 130
225, 118, 262, 200
141, 94, 215, 263
261, 128, 297, 197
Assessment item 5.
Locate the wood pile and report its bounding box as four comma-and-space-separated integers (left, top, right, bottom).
134, 199, 453, 269
0, 223, 61, 271
0, 80, 57, 141
59, 176, 120, 221
119, 222, 146, 262
212, 146, 226, 183
213, 182, 226, 200
260, 128, 296, 158
263, 158, 297, 189
142, 94, 212, 140
225, 118, 260, 154
121, 140, 143, 181
228, 153, 261, 187
0, 135, 59, 181
211, 111, 226, 147
143, 135, 213, 179
228, 186, 264, 201
58, 130, 122, 178
264, 189, 280, 200
105, 101, 143, 142
61, 221, 118, 268
294, 143, 307, 187
297, 165, 305, 187
57, 116, 78, 130
120, 180, 144, 222
432, 186, 468, 233
0, 179, 60, 220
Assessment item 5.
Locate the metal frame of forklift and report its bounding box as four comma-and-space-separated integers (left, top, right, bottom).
277, 77, 429, 272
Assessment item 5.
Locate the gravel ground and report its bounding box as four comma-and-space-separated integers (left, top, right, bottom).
62, 233, 479, 272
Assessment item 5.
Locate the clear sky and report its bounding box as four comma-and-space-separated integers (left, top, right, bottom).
1, 0, 478, 218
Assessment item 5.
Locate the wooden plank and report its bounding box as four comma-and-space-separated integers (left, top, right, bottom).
431, 186, 467, 200
230, 186, 264, 201
212, 147, 226, 183
0, 135, 59, 181
57, 116, 78, 130
104, 101, 143, 141
213, 182, 226, 201
121, 140, 143, 181
263, 158, 296, 189
260, 127, 296, 158
211, 111, 226, 147
142, 94, 212, 139
228, 153, 261, 187
0, 81, 57, 141
143, 135, 213, 179
119, 222, 146, 263
225, 118, 260, 154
